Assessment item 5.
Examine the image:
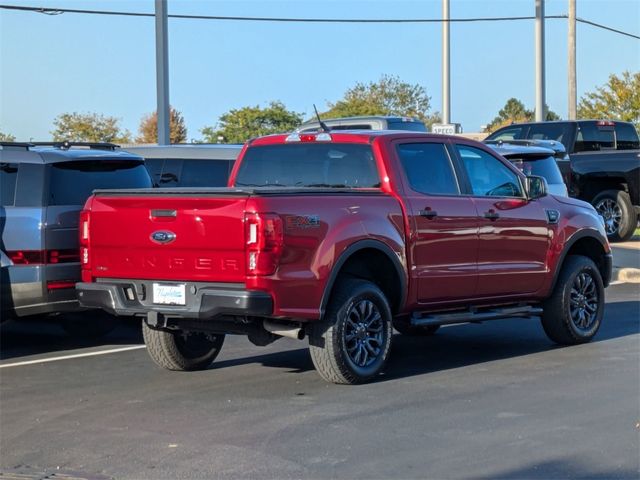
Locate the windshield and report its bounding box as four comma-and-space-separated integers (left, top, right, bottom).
49, 160, 152, 205
235, 144, 380, 188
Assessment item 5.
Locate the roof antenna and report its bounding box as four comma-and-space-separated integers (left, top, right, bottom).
313, 104, 330, 133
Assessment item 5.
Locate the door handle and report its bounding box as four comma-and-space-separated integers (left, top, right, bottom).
419, 209, 438, 219
483, 210, 499, 220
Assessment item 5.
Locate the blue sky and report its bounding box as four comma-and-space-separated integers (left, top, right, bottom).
1, 0, 638, 141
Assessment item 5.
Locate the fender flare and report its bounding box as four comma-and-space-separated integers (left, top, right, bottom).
550, 230, 611, 291
319, 239, 408, 318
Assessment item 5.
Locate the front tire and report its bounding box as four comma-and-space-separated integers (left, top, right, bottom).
142, 321, 225, 371
542, 255, 604, 345
593, 189, 636, 242
309, 279, 393, 385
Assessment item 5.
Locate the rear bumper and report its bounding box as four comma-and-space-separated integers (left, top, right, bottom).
1, 264, 81, 319
76, 280, 273, 320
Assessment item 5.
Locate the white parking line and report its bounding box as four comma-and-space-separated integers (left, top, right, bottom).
0, 345, 146, 368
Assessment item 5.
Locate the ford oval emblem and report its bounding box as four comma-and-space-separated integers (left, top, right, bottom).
150, 230, 176, 244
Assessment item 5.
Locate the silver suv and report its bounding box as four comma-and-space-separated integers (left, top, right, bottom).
0, 142, 151, 335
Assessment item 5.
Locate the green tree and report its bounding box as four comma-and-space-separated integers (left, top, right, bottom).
136, 106, 188, 144
578, 71, 640, 130
201, 101, 302, 143
323, 74, 441, 129
0, 131, 16, 142
486, 98, 560, 132
51, 112, 131, 143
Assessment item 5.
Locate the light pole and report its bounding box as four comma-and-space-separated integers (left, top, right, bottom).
534, 0, 546, 122
155, 0, 170, 145
568, 0, 577, 119
442, 0, 450, 125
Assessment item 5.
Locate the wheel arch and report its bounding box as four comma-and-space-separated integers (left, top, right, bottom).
319, 239, 407, 318
550, 230, 612, 291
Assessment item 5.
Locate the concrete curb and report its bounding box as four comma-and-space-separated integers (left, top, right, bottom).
611, 267, 640, 284
610, 241, 640, 284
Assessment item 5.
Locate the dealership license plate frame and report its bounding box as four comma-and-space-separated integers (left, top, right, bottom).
152, 283, 186, 306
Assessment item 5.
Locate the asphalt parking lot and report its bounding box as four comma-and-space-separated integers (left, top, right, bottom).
1, 283, 639, 480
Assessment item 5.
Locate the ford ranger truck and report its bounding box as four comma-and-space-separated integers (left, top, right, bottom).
76, 131, 612, 384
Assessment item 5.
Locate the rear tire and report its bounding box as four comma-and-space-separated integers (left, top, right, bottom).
541, 255, 604, 345
142, 321, 225, 371
593, 189, 636, 242
309, 279, 393, 384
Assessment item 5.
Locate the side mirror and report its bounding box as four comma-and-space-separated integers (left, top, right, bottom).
526, 175, 547, 200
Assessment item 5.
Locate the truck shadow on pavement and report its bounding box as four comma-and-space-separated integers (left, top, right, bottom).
209, 299, 640, 381
0, 317, 143, 361
469, 457, 638, 480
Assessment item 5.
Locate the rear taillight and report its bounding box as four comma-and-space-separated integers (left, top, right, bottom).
6, 250, 79, 265
245, 212, 283, 276
7, 251, 45, 265
79, 209, 92, 282
47, 280, 76, 291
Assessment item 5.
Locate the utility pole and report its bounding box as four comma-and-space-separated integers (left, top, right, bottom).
442, 0, 450, 125
155, 0, 170, 145
535, 0, 546, 121
568, 0, 577, 119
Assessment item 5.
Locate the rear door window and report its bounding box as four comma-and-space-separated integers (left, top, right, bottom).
526, 123, 573, 149
488, 126, 525, 141
48, 160, 152, 205
397, 143, 459, 195
575, 122, 615, 151
1, 163, 18, 206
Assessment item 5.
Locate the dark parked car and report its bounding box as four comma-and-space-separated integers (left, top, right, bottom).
486, 120, 640, 241
485, 139, 568, 197
124, 144, 242, 188
0, 142, 152, 335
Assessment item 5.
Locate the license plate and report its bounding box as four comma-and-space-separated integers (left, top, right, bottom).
152, 283, 186, 305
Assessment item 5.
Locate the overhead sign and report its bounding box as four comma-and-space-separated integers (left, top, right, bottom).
431, 123, 462, 135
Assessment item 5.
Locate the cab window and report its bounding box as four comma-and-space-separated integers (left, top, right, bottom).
456, 145, 523, 197
397, 143, 459, 195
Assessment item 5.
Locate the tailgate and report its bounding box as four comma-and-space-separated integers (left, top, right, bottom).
89, 194, 249, 282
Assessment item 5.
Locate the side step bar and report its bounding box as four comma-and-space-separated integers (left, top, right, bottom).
411, 305, 543, 327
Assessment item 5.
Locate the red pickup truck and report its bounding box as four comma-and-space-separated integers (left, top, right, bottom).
77, 131, 612, 384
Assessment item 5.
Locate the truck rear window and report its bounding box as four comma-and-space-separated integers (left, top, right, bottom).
235, 144, 380, 188
48, 160, 152, 205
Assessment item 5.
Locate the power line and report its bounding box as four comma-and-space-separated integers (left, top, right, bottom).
576, 17, 640, 40
0, 4, 565, 23
1, 4, 638, 40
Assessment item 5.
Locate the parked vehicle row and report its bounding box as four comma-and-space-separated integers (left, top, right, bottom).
486, 120, 640, 242
76, 131, 611, 384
